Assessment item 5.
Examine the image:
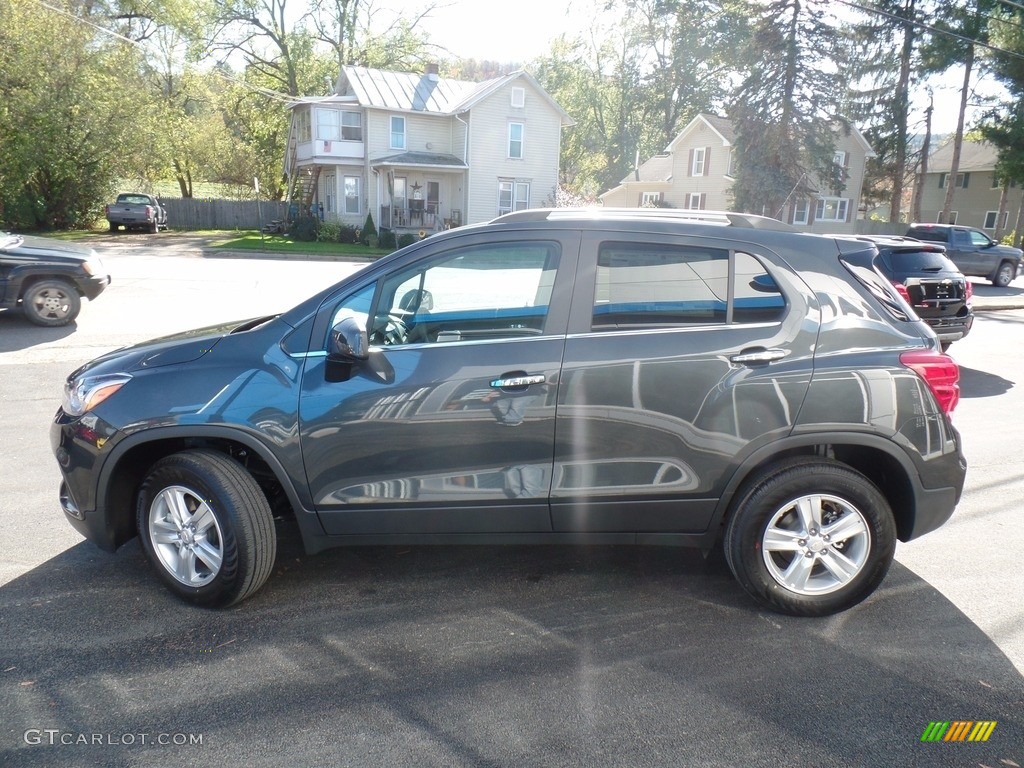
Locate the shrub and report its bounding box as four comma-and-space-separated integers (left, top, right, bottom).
337, 224, 360, 244
378, 228, 397, 249
397, 233, 417, 249
317, 221, 341, 242
289, 216, 320, 242
361, 213, 377, 244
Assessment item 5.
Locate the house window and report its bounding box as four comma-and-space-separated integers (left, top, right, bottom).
511, 87, 525, 108
341, 111, 362, 141
297, 109, 311, 143
984, 210, 1008, 230
498, 180, 530, 215
325, 173, 336, 213
938, 172, 969, 189
317, 109, 340, 141
686, 193, 702, 210
344, 176, 360, 214
793, 198, 809, 225
992, 173, 1001, 189
834, 151, 847, 167
640, 191, 661, 207
691, 147, 706, 176
815, 197, 849, 222
727, 149, 737, 178
936, 211, 958, 224
508, 122, 524, 159
390, 116, 406, 149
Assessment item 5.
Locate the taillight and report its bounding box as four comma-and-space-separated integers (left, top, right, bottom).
892, 281, 911, 302
144, 205, 153, 217
964, 279, 973, 303
900, 350, 960, 414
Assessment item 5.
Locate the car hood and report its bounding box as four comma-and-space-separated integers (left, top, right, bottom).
69, 316, 278, 378
1, 233, 98, 263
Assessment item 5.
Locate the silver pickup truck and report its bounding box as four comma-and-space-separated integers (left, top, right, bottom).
105, 193, 168, 233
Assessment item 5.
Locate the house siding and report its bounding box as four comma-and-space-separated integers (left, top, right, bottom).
666, 123, 733, 210
917, 169, 1024, 230
465, 78, 563, 224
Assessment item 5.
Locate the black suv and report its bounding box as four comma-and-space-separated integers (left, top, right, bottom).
0, 231, 110, 326
51, 210, 966, 616
847, 235, 973, 350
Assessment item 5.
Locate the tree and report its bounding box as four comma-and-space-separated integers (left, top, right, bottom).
0, 0, 159, 228
727, 0, 848, 218
848, 0, 928, 223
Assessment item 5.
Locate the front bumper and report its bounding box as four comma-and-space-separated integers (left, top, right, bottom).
81, 274, 111, 301
50, 408, 125, 552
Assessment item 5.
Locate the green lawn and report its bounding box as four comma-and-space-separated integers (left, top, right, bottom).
207, 231, 391, 259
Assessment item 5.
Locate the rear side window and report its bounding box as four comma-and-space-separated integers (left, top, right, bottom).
591, 242, 785, 329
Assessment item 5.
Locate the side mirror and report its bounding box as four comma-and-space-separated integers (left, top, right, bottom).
329, 316, 369, 362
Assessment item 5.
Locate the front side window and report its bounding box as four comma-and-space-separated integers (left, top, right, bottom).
390, 116, 406, 149
815, 197, 849, 223
344, 176, 360, 214
591, 242, 785, 329
371, 242, 560, 345
508, 122, 524, 159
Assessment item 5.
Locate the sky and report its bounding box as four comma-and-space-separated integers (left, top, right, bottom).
404, 0, 988, 136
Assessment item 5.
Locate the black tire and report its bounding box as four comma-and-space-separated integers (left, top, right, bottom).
136, 450, 277, 607
22, 279, 81, 327
993, 260, 1015, 288
108, 221, 118, 233
149, 219, 159, 234
723, 458, 896, 617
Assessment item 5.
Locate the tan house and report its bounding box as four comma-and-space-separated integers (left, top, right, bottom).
915, 139, 1023, 234
284, 65, 574, 232
600, 114, 874, 234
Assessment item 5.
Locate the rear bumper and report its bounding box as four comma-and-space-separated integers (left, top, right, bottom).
924, 312, 973, 343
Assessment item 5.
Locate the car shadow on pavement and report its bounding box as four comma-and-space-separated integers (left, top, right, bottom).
1, 536, 1021, 767
958, 365, 1015, 398
0, 312, 76, 352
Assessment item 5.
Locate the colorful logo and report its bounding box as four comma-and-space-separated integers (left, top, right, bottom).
921, 721, 997, 742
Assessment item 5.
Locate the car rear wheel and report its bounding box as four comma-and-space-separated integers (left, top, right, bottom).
136, 450, 277, 607
22, 279, 81, 327
993, 260, 1015, 288
723, 458, 896, 616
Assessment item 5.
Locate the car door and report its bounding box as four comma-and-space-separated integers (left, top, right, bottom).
950, 228, 978, 274
298, 230, 578, 536
551, 230, 818, 534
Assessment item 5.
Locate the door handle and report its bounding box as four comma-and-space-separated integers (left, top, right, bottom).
490, 373, 546, 390
730, 348, 790, 364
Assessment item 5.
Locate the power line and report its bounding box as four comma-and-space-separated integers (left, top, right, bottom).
833, 0, 1024, 62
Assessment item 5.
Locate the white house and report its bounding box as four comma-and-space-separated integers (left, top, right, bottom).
284, 64, 574, 232
600, 113, 875, 234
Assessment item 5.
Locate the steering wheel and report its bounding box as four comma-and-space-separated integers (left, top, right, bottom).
372, 313, 408, 345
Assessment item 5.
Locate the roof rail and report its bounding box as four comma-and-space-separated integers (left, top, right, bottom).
492, 207, 794, 231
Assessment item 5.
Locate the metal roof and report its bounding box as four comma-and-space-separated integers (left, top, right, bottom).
371, 151, 467, 169
339, 66, 493, 113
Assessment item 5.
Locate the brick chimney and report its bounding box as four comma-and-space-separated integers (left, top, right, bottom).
425, 62, 439, 80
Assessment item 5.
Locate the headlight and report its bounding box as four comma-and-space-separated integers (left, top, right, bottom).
81, 256, 107, 277
63, 373, 132, 417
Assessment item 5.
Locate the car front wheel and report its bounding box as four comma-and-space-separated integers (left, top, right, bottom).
22, 279, 81, 327
724, 458, 896, 616
136, 450, 277, 607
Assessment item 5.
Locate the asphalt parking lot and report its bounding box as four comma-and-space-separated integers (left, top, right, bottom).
1, 237, 1022, 766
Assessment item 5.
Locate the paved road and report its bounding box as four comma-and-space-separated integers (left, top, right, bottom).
1, 245, 1022, 767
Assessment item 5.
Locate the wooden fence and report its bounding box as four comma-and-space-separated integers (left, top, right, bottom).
161, 198, 290, 231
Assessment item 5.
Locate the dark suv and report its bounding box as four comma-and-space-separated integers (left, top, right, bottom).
51, 210, 966, 616
1, 231, 110, 326
847, 235, 973, 350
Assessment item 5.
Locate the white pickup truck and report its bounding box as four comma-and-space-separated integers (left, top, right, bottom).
105, 193, 168, 233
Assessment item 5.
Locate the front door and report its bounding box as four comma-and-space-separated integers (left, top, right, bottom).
299, 231, 579, 535
552, 231, 817, 533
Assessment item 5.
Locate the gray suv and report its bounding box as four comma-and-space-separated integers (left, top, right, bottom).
51, 209, 966, 616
